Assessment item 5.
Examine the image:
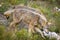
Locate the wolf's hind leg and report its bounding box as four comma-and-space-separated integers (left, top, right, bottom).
34, 27, 45, 39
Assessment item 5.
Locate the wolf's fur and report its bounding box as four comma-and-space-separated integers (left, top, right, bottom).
4, 6, 48, 37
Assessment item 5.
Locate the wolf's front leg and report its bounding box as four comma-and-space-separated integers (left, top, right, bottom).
8, 21, 16, 31
28, 24, 33, 37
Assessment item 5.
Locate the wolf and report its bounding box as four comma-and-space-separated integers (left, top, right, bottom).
4, 5, 50, 38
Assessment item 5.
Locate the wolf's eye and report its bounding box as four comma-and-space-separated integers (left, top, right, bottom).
6, 16, 9, 19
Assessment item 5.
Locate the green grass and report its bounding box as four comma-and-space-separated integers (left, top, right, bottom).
0, 25, 57, 40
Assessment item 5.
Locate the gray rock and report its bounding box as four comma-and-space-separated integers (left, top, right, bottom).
0, 14, 8, 26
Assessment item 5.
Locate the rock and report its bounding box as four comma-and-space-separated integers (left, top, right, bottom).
18, 20, 29, 30
43, 28, 60, 40
0, 14, 8, 26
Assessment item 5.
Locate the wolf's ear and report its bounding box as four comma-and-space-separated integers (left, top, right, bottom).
8, 6, 15, 10
12, 6, 15, 9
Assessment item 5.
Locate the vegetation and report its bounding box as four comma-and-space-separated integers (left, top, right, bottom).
0, 0, 60, 40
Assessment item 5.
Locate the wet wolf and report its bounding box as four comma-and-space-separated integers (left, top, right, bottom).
4, 5, 50, 38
